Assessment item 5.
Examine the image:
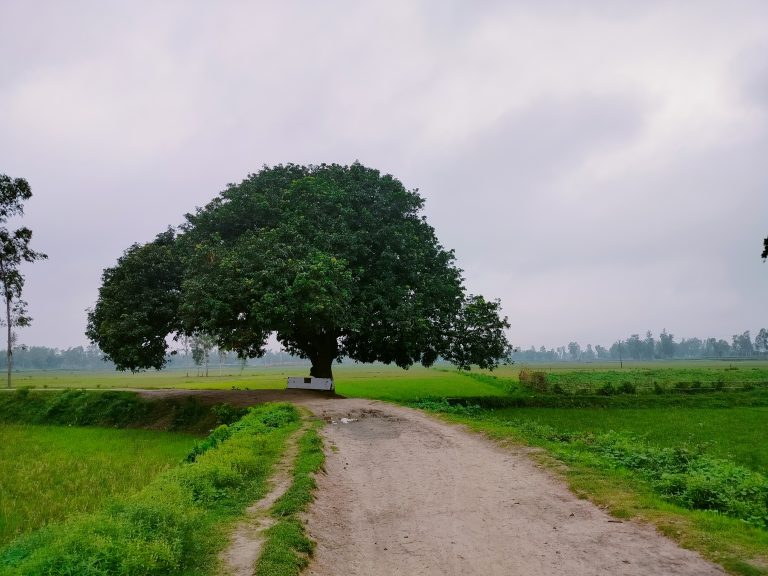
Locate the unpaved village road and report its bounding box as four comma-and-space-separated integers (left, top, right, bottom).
137, 390, 725, 575
299, 398, 724, 576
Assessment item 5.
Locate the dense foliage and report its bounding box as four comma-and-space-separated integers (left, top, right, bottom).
87, 163, 510, 377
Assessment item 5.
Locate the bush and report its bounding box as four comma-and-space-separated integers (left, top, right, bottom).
597, 383, 617, 396
211, 403, 248, 426
519, 369, 549, 392
618, 381, 636, 394
172, 397, 207, 429
408, 398, 483, 417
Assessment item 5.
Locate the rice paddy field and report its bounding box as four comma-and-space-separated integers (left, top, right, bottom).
490, 405, 768, 471
8, 359, 768, 393
3, 363, 509, 399
0, 424, 195, 546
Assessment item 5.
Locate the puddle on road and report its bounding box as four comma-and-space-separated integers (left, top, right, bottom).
322, 408, 404, 440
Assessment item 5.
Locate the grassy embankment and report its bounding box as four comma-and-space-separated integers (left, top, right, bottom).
0, 390, 305, 575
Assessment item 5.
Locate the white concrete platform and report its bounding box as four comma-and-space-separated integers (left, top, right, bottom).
287, 376, 334, 391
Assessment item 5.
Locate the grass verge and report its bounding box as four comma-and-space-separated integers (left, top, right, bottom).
255, 422, 325, 576
0, 403, 300, 576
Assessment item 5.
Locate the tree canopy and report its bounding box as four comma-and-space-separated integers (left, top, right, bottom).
763, 236, 767, 260
87, 163, 511, 378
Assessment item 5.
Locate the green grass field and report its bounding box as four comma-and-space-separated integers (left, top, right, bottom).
490, 359, 768, 376
333, 365, 506, 400
3, 363, 508, 399
0, 424, 194, 546
5, 367, 289, 390
482, 406, 768, 473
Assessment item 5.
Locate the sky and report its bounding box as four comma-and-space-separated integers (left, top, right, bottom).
1, 0, 767, 351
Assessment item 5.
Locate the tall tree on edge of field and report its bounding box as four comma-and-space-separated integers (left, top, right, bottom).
0, 175, 47, 387
86, 163, 511, 379
763, 237, 767, 260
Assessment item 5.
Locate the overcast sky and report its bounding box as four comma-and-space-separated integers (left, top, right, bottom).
1, 0, 766, 351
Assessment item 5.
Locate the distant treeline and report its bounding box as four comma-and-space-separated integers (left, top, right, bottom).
6, 328, 767, 371
0, 345, 309, 372
514, 329, 768, 363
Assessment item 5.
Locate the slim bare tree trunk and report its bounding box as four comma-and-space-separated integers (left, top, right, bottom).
6, 294, 11, 388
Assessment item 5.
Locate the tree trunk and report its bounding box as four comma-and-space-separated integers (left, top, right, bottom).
6, 294, 11, 389
309, 353, 334, 379
308, 333, 338, 380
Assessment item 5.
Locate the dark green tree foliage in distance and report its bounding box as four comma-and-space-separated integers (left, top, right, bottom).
87, 163, 511, 378
0, 174, 47, 388
763, 236, 767, 260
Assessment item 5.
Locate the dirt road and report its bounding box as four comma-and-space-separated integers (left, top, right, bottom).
134, 389, 724, 574
298, 398, 724, 576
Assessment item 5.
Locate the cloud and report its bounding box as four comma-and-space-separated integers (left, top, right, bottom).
1, 0, 766, 349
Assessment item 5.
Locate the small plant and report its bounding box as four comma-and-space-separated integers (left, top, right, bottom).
597, 383, 616, 396
409, 399, 483, 416
618, 381, 636, 394
674, 382, 692, 394
172, 397, 207, 429
211, 403, 247, 426
519, 369, 549, 392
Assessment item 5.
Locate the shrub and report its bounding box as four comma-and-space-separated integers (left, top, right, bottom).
597, 383, 616, 396
618, 381, 636, 394
519, 369, 549, 392
713, 379, 725, 391
211, 403, 247, 426
409, 398, 483, 416
172, 397, 207, 429
674, 382, 692, 394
